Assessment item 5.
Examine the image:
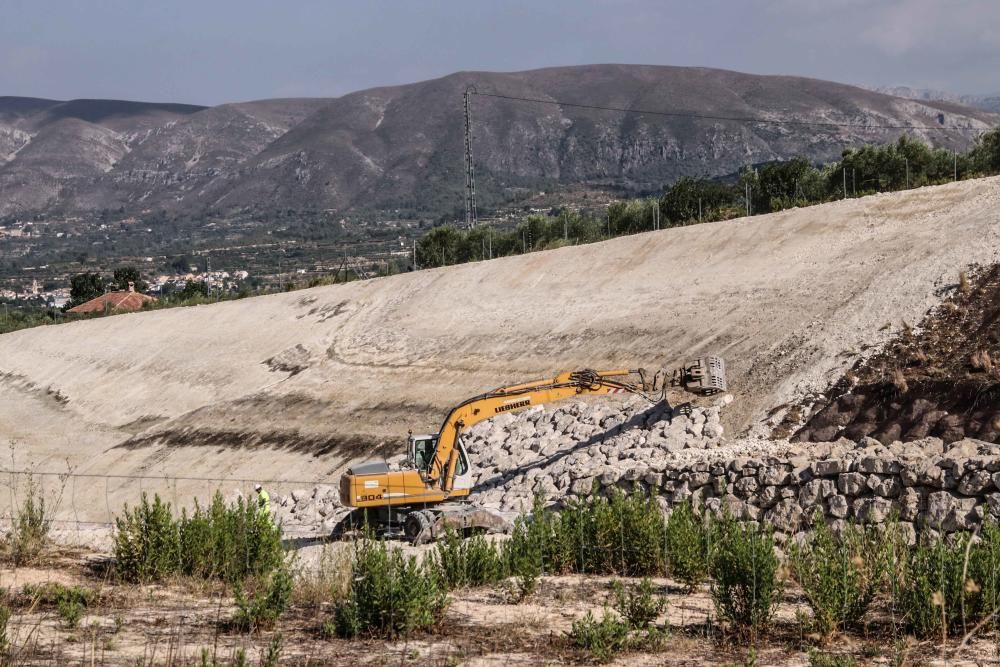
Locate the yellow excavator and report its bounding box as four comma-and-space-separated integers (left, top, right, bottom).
337, 357, 726, 543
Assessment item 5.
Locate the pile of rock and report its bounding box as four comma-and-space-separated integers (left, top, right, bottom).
270, 484, 344, 535
463, 396, 730, 512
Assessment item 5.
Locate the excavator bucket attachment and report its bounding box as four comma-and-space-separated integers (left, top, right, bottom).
674, 356, 727, 395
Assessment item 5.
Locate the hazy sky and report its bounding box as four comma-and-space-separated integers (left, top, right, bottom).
1, 0, 997, 105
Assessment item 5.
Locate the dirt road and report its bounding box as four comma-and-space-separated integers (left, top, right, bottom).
2, 177, 1000, 520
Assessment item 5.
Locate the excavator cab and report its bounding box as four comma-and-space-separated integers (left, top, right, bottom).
407, 433, 471, 484
408, 433, 437, 471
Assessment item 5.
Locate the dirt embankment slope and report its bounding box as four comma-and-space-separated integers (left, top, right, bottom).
795, 264, 1000, 444
2, 177, 1000, 514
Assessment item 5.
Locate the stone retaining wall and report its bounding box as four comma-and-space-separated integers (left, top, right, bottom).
622, 437, 1000, 543
272, 397, 1000, 541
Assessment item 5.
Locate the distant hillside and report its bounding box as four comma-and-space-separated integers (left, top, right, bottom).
874, 86, 1000, 114
1, 65, 998, 219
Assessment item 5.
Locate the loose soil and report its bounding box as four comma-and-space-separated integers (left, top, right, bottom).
795, 264, 1000, 444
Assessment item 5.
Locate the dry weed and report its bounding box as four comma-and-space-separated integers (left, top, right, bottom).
291, 543, 351, 607
970, 349, 993, 373
959, 271, 971, 295
893, 369, 909, 394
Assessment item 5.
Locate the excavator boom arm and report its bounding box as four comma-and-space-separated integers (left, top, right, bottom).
338, 357, 726, 518
426, 368, 647, 490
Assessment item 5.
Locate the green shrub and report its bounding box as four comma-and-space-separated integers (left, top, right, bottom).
608, 487, 667, 576
16, 582, 95, 630
789, 518, 886, 636
232, 565, 293, 632
57, 596, 84, 629
505, 489, 667, 579
332, 536, 448, 638
114, 493, 180, 583
567, 488, 667, 576
179, 492, 284, 584
710, 515, 782, 638
504, 513, 544, 599
198, 648, 249, 667
807, 648, 856, 667
895, 531, 985, 639
973, 521, 1000, 621
665, 502, 711, 590
17, 582, 96, 609
114, 492, 284, 585
569, 609, 631, 663
6, 476, 51, 565
464, 533, 508, 585
432, 529, 506, 590
611, 577, 666, 630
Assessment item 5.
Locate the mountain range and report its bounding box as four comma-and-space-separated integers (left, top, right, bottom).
2, 65, 998, 221
873, 86, 1000, 114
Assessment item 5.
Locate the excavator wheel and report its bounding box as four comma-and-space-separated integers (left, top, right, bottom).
403, 510, 435, 546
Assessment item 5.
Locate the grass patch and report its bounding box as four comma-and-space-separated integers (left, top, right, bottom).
13, 582, 98, 630
14, 582, 98, 609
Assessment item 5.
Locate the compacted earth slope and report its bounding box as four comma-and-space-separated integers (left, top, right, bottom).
1, 178, 1000, 520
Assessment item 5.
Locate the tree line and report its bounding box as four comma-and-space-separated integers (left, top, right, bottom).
64, 265, 221, 311
416, 129, 1000, 268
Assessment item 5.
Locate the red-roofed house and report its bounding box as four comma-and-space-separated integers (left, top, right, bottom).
67, 282, 156, 314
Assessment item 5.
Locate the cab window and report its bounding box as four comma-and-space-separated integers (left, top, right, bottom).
413, 438, 435, 470
456, 446, 469, 476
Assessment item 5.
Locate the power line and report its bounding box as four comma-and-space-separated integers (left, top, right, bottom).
472, 91, 987, 132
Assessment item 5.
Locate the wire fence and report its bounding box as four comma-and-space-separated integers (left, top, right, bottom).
0, 467, 340, 542
3, 465, 1000, 664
